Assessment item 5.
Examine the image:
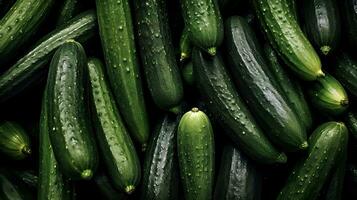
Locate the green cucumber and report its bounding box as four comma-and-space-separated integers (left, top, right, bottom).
214, 144, 261, 200
0, 171, 34, 200
334, 53, 357, 98
178, 108, 214, 200
253, 0, 324, 80
302, 0, 341, 55
47, 41, 98, 180
345, 111, 357, 139
181, 61, 194, 86
38, 90, 72, 200
180, 0, 223, 55
342, 0, 357, 49
93, 172, 128, 200
141, 114, 179, 200
0, 0, 54, 62
88, 58, 140, 194
225, 16, 307, 151
179, 27, 192, 62
0, 10, 97, 103
193, 49, 286, 164
134, 0, 184, 113
287, 0, 298, 21
96, 0, 149, 147
308, 74, 349, 115
264, 44, 312, 131
56, 0, 79, 26
277, 122, 348, 200
0, 121, 31, 160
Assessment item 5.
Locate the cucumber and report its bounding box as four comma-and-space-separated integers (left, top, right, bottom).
180, 0, 223, 55
181, 61, 194, 86
334, 53, 357, 98
225, 16, 307, 151
0, 171, 34, 200
87, 58, 140, 194
0, 0, 54, 62
264, 44, 312, 131
141, 114, 179, 200
56, 0, 79, 26
46, 41, 98, 180
193, 49, 286, 164
214, 144, 261, 200
134, 0, 184, 113
14, 170, 38, 189
287, 0, 298, 21
345, 111, 357, 139
0, 10, 97, 103
308, 74, 349, 115
93, 172, 128, 200
277, 122, 348, 200
302, 0, 341, 55
178, 108, 214, 200
253, 0, 324, 81
38, 90, 72, 200
96, 0, 149, 147
179, 27, 192, 62
342, 0, 357, 49
0, 121, 31, 160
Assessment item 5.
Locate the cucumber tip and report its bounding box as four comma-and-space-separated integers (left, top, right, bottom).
169, 105, 182, 114
320, 46, 331, 55
125, 185, 135, 194
300, 141, 308, 150
341, 99, 349, 107
317, 69, 325, 78
277, 153, 287, 164
207, 47, 216, 56
22, 145, 31, 155
191, 107, 199, 112
81, 169, 93, 180
180, 53, 187, 62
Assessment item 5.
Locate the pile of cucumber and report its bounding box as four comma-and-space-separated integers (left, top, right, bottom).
0, 0, 357, 199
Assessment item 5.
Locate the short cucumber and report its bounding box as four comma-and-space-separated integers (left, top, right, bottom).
193, 49, 286, 164
342, 0, 357, 49
0, 10, 97, 103
96, 0, 150, 147
88, 58, 141, 194
253, 0, 324, 80
141, 114, 179, 200
181, 61, 194, 86
56, 0, 79, 26
178, 108, 214, 200
334, 53, 357, 98
345, 111, 357, 139
47, 41, 98, 180
214, 144, 261, 200
134, 0, 184, 113
0, 121, 31, 160
179, 27, 192, 62
277, 122, 349, 200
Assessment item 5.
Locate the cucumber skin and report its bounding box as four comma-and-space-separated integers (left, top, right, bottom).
96, 0, 149, 146
56, 0, 79, 26
0, 0, 54, 62
345, 111, 357, 139
0, 10, 97, 103
133, 0, 184, 112
181, 61, 194, 86
253, 0, 323, 81
225, 16, 306, 151
178, 108, 214, 200
88, 58, 141, 193
47, 41, 98, 180
141, 115, 179, 200
193, 49, 286, 164
334, 53, 357, 98
180, 27, 192, 62
277, 122, 348, 200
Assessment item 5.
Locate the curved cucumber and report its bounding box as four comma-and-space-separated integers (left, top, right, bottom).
334, 53, 357, 98
345, 111, 357, 139
179, 27, 192, 62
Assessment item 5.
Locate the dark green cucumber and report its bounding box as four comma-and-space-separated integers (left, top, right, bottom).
214, 144, 261, 200
180, 0, 223, 55
0, 172, 34, 200
308, 74, 349, 115
287, 0, 298, 21
56, 0, 79, 26
277, 122, 348, 200
38, 90, 72, 200
178, 108, 214, 200
0, 10, 97, 103
0, 121, 31, 160
47, 41, 98, 180
342, 0, 357, 49
96, 0, 149, 146
179, 27, 192, 62
253, 0, 324, 81
134, 0, 184, 113
93, 172, 128, 200
88, 58, 140, 194
334, 53, 357, 98
141, 114, 179, 200
345, 111, 357, 139
0, 0, 54, 62
302, 0, 341, 55
193, 49, 286, 164
225, 16, 307, 151
181, 61, 194, 86
264, 44, 312, 131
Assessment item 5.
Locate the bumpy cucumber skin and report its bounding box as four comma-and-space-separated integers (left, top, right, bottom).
277, 122, 348, 200
56, 0, 79, 26
225, 16, 307, 151
141, 115, 179, 200
0, 121, 31, 160
334, 53, 357, 98
180, 0, 223, 53
345, 111, 357, 139
133, 0, 184, 112
193, 49, 286, 164
180, 27, 192, 62
0, 0, 54, 62
0, 11, 97, 103
178, 108, 214, 200
47, 41, 98, 180
88, 58, 141, 194
96, 0, 149, 146
342, 0, 357, 49
253, 0, 323, 81
214, 144, 261, 200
